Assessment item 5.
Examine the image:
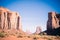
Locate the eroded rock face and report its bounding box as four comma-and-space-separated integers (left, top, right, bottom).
0, 7, 22, 31
47, 12, 60, 30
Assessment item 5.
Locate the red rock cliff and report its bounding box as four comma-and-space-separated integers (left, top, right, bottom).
0, 7, 22, 31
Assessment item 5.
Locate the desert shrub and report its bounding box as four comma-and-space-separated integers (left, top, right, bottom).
39, 32, 47, 35
0, 32, 5, 38
27, 36, 30, 38
10, 33, 15, 36
48, 38, 51, 40
17, 35, 23, 38
34, 35, 40, 39
5, 33, 9, 37
33, 37, 37, 40
56, 35, 60, 39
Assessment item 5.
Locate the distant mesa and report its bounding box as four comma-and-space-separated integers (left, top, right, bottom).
0, 7, 22, 32
35, 26, 42, 34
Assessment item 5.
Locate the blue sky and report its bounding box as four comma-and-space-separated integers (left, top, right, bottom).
0, 0, 60, 33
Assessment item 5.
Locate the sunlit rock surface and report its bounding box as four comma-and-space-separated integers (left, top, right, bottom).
46, 12, 60, 35
0, 7, 22, 32
47, 12, 60, 30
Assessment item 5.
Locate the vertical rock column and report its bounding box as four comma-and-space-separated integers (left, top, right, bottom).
16, 13, 22, 30
7, 12, 11, 29
0, 11, 8, 30
7, 12, 22, 30
3, 12, 8, 30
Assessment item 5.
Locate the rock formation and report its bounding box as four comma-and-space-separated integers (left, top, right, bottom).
0, 7, 22, 32
35, 26, 41, 34
47, 12, 60, 30
46, 12, 60, 35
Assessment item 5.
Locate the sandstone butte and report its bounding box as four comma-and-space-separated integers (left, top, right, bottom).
0, 7, 26, 35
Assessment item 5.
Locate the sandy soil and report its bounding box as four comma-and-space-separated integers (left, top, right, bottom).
0, 35, 60, 40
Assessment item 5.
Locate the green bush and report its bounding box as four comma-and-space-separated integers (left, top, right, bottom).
0, 32, 5, 38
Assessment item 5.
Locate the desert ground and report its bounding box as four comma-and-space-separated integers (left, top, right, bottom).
0, 32, 60, 40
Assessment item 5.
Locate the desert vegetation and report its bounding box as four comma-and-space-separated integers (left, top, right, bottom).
0, 32, 60, 40
0, 32, 5, 38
